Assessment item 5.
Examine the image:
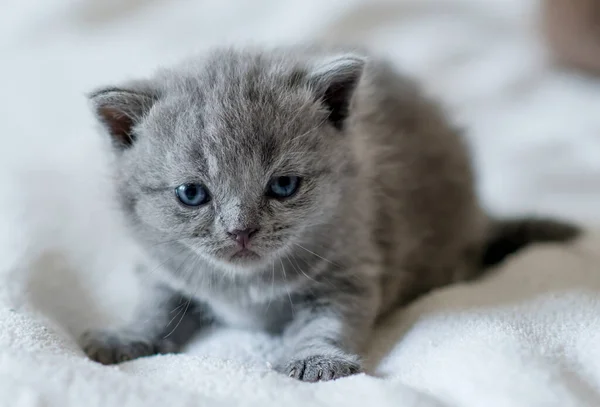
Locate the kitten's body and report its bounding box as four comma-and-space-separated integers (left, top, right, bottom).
81, 46, 578, 381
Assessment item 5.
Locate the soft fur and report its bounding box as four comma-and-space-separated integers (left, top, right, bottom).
80, 46, 579, 382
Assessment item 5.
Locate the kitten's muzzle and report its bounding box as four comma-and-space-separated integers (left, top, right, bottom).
227, 227, 259, 248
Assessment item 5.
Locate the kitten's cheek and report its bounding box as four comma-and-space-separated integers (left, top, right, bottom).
133, 204, 170, 231
190, 227, 212, 239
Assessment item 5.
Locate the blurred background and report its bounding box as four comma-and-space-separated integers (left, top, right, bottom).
1, 0, 600, 299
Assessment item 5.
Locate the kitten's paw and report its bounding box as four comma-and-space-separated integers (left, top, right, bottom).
280, 354, 362, 382
79, 330, 177, 365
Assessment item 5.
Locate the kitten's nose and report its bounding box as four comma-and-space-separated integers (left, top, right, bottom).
227, 227, 259, 248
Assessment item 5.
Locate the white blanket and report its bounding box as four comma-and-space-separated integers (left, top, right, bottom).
2, 0, 600, 406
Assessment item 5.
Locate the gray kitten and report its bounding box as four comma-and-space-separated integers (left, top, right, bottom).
79, 46, 579, 381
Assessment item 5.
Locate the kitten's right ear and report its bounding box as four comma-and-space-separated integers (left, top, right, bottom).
88, 84, 158, 149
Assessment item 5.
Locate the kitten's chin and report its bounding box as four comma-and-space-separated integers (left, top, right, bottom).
201, 244, 288, 271
229, 249, 261, 264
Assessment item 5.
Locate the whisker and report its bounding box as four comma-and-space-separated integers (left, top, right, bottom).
162, 250, 198, 336
165, 300, 186, 327
264, 261, 275, 313
287, 253, 317, 283
146, 238, 185, 248
146, 244, 189, 278
280, 258, 295, 316
169, 301, 187, 314
163, 296, 193, 337
293, 243, 339, 267
294, 253, 337, 289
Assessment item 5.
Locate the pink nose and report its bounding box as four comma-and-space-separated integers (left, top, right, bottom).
227, 228, 259, 248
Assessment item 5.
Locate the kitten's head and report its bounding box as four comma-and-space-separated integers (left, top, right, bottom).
90, 48, 365, 273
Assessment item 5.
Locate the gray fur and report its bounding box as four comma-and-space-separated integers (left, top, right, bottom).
80, 45, 580, 381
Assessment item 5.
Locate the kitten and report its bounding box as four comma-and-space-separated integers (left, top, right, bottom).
79, 46, 579, 381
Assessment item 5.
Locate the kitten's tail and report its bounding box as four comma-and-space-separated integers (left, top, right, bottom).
481, 217, 582, 268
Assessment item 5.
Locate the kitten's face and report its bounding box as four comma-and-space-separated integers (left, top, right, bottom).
92, 50, 364, 273
127, 93, 346, 271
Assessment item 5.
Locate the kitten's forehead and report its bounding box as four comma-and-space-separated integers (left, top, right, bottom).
148, 55, 331, 178
130, 47, 364, 192
205, 151, 220, 179
161, 51, 324, 132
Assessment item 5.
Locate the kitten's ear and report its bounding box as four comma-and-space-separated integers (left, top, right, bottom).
308, 55, 366, 130
88, 83, 158, 149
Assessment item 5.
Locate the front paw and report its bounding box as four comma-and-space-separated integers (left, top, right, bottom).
79, 330, 177, 365
280, 354, 362, 382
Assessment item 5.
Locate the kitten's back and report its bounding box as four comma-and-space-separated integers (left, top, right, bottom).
344, 58, 488, 309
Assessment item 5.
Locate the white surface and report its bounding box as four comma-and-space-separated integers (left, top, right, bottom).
1, 0, 600, 406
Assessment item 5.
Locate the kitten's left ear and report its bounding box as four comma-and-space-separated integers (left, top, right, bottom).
308, 54, 366, 130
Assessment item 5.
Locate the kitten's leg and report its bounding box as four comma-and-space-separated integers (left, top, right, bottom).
277, 274, 379, 382
79, 284, 213, 365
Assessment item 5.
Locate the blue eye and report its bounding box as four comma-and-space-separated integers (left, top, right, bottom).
175, 184, 210, 206
267, 176, 301, 199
